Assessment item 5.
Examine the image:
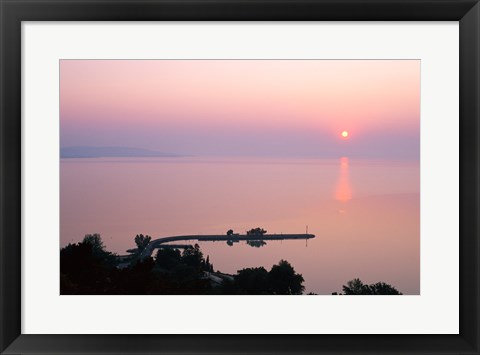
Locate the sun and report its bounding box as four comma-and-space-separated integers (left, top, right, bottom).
341, 130, 349, 138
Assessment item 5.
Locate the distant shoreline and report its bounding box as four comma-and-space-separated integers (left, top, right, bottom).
60, 146, 186, 159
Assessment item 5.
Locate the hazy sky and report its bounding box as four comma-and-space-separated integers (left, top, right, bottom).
60, 60, 420, 158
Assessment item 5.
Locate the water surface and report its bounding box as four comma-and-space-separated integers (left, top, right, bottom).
60, 157, 419, 294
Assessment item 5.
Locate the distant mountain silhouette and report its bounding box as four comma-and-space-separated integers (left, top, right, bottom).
61, 146, 186, 158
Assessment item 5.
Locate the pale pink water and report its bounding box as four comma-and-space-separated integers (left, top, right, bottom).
60, 157, 419, 294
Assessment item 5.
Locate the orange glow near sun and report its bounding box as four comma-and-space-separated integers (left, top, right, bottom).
341, 131, 349, 138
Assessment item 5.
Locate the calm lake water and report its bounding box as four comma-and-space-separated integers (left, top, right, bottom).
60, 157, 420, 294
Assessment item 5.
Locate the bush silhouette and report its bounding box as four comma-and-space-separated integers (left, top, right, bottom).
337, 278, 402, 295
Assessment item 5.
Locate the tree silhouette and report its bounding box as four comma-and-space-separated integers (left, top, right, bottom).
246, 227, 267, 236
228, 260, 305, 295
83, 233, 104, 252
342, 278, 371, 295
60, 238, 115, 294
181, 244, 203, 272
82, 233, 115, 263
134, 234, 152, 252
155, 248, 182, 270
235, 267, 269, 294
204, 255, 214, 272
268, 259, 305, 295
226, 229, 234, 236
339, 278, 402, 295
369, 282, 402, 295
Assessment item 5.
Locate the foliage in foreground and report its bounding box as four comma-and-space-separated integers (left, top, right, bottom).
61, 235, 212, 294
332, 278, 402, 295
221, 260, 305, 295
60, 234, 402, 295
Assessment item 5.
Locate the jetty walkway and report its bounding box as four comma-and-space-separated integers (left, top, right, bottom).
136, 233, 316, 260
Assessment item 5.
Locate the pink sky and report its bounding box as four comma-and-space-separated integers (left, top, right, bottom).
60, 60, 420, 158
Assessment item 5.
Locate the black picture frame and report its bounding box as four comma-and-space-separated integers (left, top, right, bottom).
1, 0, 479, 354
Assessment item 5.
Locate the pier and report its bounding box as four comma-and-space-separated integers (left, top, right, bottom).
136, 233, 316, 260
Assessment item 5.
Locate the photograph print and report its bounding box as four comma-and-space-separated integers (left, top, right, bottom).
60, 60, 420, 295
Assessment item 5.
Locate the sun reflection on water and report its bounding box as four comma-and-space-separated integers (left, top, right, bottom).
335, 156, 352, 202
